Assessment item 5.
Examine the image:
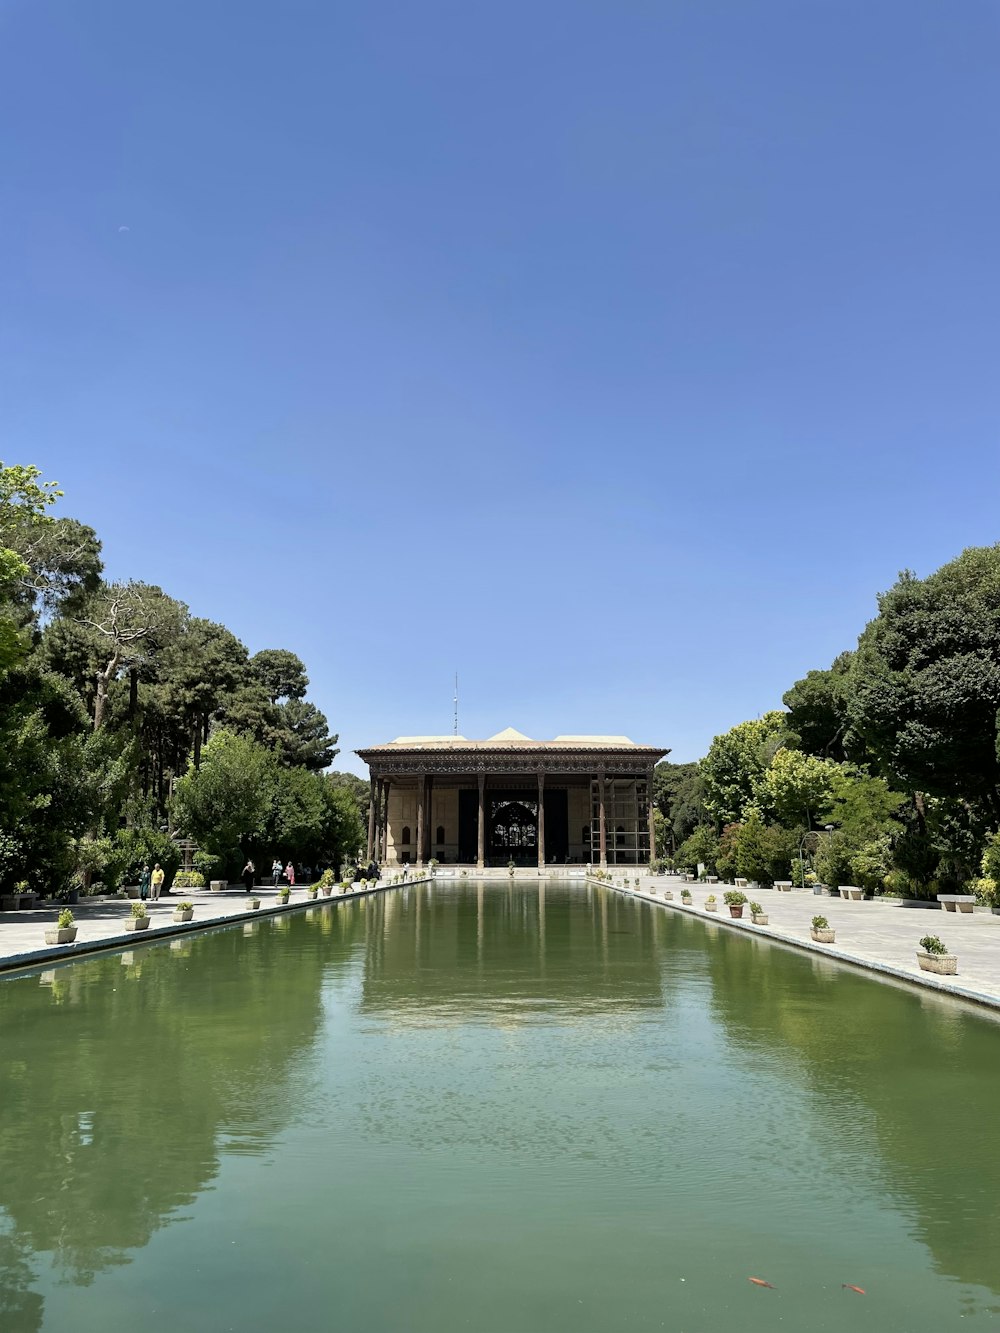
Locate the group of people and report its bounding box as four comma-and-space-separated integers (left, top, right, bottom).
137, 863, 165, 901
240, 858, 300, 894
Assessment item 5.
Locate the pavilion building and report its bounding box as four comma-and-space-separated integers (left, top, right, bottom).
356, 728, 668, 869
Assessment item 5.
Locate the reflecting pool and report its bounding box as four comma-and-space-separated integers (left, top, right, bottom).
2, 881, 999, 1332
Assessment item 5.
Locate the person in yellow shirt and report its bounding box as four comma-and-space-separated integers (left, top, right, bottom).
150, 863, 165, 901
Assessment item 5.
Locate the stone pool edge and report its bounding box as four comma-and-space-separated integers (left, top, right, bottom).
596, 876, 1000, 1014
0, 879, 428, 979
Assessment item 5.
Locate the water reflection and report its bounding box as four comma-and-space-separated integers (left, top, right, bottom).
2, 883, 1000, 1333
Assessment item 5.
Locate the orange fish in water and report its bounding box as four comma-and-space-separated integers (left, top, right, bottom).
748, 1277, 776, 1289
842, 1284, 866, 1295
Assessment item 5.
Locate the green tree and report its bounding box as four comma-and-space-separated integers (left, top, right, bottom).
676, 825, 719, 876
849, 547, 1000, 819
782, 651, 854, 761
702, 713, 785, 827
763, 748, 837, 828
172, 729, 279, 865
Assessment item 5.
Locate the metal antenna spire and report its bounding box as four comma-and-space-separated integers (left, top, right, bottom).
453, 672, 459, 736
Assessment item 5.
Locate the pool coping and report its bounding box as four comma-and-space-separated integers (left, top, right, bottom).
595, 876, 1000, 1014
0, 879, 429, 980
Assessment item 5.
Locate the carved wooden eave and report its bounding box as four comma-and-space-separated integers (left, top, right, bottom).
356, 740, 669, 780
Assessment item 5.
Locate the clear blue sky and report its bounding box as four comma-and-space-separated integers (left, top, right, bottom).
3, 2, 998, 775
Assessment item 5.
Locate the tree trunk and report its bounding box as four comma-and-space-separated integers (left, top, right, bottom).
128, 667, 138, 722
93, 652, 119, 730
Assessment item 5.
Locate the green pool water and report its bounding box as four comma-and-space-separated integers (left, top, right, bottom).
2, 880, 999, 1332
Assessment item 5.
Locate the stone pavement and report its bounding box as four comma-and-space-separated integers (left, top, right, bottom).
614, 873, 1000, 1011
0, 879, 427, 975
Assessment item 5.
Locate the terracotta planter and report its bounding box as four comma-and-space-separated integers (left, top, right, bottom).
321, 886, 333, 897
918, 952, 958, 974
44, 927, 77, 945
751, 914, 768, 925
811, 928, 835, 943
728, 905, 744, 918
125, 917, 151, 932
173, 909, 194, 923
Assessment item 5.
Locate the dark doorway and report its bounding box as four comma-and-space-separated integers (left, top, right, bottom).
458, 789, 479, 863
543, 789, 569, 863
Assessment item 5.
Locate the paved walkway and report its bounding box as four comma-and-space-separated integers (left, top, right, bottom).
0, 880, 427, 975
612, 874, 1000, 1011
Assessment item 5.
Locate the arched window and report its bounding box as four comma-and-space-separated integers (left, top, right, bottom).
436, 825, 445, 845
401, 826, 411, 845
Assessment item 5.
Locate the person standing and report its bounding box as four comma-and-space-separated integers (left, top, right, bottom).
285, 861, 295, 887
271, 857, 283, 887
138, 864, 151, 902
150, 863, 165, 900
242, 859, 256, 894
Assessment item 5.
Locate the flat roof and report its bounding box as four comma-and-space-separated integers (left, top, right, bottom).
357, 727, 667, 757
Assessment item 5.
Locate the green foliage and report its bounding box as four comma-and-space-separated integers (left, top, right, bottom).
850, 547, 1000, 816
653, 761, 706, 847
813, 830, 854, 891
811, 915, 830, 930
702, 714, 785, 826
676, 825, 719, 876
130, 901, 147, 919
173, 870, 205, 889
763, 748, 837, 827
782, 652, 854, 761
919, 934, 947, 956
850, 833, 893, 894
732, 810, 794, 886
723, 890, 747, 906
749, 901, 763, 915
56, 908, 74, 929
172, 730, 278, 863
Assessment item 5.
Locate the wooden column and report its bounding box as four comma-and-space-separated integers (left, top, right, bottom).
367, 776, 377, 861
646, 766, 657, 868
380, 779, 390, 863
537, 768, 546, 869
477, 771, 486, 869
598, 766, 607, 869
416, 774, 426, 867
423, 775, 434, 862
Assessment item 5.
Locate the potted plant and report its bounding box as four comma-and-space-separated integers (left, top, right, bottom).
508, 860, 516, 877
429, 858, 439, 875
811, 915, 835, 943
174, 869, 206, 894
749, 901, 768, 925
918, 934, 958, 974
126, 902, 151, 932
276, 884, 290, 904
340, 880, 350, 894
705, 894, 718, 912
723, 889, 748, 918
680, 887, 693, 903
45, 907, 78, 945
250, 895, 261, 911
173, 901, 194, 923
663, 888, 674, 900
317, 869, 335, 897
306, 884, 319, 900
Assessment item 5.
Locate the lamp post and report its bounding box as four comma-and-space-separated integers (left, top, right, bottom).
799, 825, 834, 889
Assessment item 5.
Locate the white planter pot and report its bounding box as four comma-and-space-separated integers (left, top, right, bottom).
44, 927, 77, 945
125, 917, 151, 932
751, 914, 768, 925
811, 928, 835, 943
705, 902, 718, 912
173, 909, 194, 923
917, 952, 958, 974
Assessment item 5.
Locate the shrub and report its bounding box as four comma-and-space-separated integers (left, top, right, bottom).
749, 901, 763, 915
676, 826, 720, 877
723, 890, 747, 906
705, 894, 717, 904
315, 868, 336, 889
919, 934, 948, 955
130, 901, 147, 919
173, 869, 206, 889
811, 915, 829, 930
176, 901, 194, 911
57, 908, 75, 929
